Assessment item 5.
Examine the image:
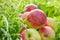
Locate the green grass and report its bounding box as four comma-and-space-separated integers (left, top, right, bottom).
0, 0, 60, 40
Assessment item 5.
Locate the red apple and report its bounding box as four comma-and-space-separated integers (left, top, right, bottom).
24, 4, 38, 12
24, 9, 47, 29
38, 26, 55, 40
44, 17, 57, 32
20, 29, 41, 40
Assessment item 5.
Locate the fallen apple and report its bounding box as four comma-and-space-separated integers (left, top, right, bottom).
24, 4, 38, 12
20, 28, 41, 40
44, 17, 57, 32
38, 26, 55, 40
24, 9, 47, 29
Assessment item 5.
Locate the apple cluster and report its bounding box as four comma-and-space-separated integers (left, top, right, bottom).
19, 4, 57, 40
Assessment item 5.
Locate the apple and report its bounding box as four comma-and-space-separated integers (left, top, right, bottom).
38, 26, 55, 40
24, 4, 38, 12
23, 9, 47, 29
44, 17, 57, 32
20, 28, 41, 40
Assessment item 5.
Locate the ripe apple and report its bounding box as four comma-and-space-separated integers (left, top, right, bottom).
38, 26, 55, 40
23, 9, 47, 29
20, 28, 41, 40
24, 4, 38, 12
44, 17, 57, 32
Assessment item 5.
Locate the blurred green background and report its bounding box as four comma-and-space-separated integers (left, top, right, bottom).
0, 0, 60, 40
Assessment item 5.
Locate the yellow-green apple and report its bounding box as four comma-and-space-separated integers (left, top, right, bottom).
38, 26, 55, 40
44, 17, 57, 32
20, 28, 41, 40
23, 9, 47, 29
24, 4, 38, 12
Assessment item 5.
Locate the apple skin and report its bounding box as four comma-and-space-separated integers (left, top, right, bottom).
38, 26, 55, 40
24, 4, 38, 12
20, 29, 41, 40
24, 9, 47, 29
44, 17, 57, 32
